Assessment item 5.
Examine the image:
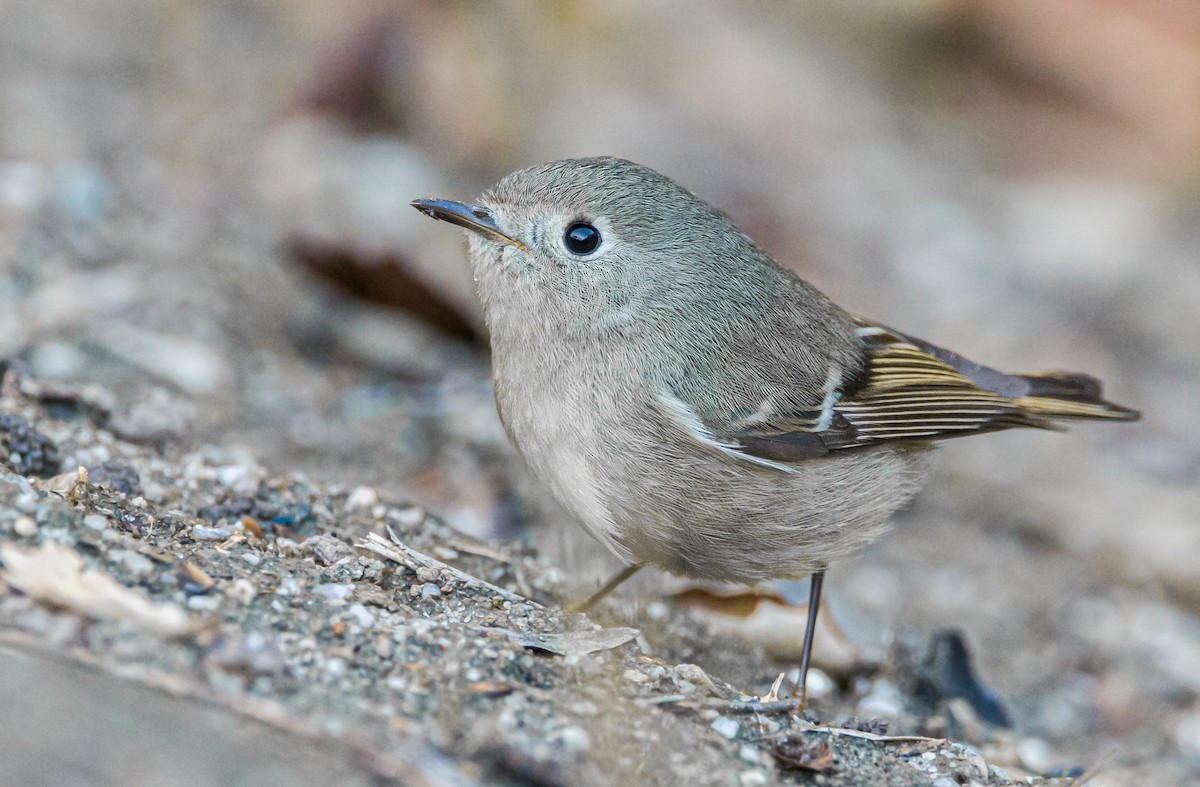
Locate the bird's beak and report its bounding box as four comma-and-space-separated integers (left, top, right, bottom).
410, 198, 525, 250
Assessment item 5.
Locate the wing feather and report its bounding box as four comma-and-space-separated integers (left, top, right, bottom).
668, 317, 1139, 466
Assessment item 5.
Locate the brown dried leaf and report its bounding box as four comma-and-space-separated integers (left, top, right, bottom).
769, 733, 834, 772
676, 586, 870, 675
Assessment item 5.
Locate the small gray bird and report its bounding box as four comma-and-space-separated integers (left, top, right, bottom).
413, 157, 1138, 705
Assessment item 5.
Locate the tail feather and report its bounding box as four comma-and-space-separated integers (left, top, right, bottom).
1015, 372, 1140, 422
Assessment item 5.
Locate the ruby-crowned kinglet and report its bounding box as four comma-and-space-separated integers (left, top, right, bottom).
413, 157, 1138, 705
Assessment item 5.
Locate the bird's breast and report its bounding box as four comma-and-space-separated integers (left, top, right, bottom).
489, 331, 642, 557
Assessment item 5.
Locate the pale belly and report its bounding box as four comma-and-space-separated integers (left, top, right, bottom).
495, 360, 933, 584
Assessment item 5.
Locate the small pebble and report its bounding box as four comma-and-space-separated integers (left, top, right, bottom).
13, 516, 37, 537
552, 726, 590, 753
210, 632, 287, 675
215, 465, 250, 487
1017, 737, 1052, 773
420, 582, 442, 600
673, 663, 710, 686
711, 717, 739, 739
275, 537, 300, 555
623, 669, 651, 684
932, 778, 957, 787
738, 770, 768, 787
346, 485, 378, 509
242, 553, 261, 566
112, 549, 154, 577
306, 534, 353, 566
645, 601, 669, 620
187, 595, 220, 611
192, 524, 230, 541
857, 679, 903, 719
227, 578, 257, 605
805, 668, 834, 700
29, 342, 86, 379
77, 528, 104, 547
140, 481, 165, 502
312, 583, 354, 603
14, 491, 38, 514
347, 603, 375, 628
82, 514, 108, 531
388, 505, 425, 528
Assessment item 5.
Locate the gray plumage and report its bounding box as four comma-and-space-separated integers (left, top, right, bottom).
413, 157, 1138, 585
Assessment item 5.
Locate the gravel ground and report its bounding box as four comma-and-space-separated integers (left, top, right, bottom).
0, 372, 1031, 786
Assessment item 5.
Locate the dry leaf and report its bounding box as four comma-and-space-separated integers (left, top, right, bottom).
487, 626, 639, 657
0, 541, 191, 637
770, 733, 834, 772
38, 466, 89, 503
676, 586, 870, 675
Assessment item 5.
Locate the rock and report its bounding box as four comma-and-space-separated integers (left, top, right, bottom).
345, 486, 378, 510
305, 534, 354, 567
86, 461, 141, 495
711, 717, 739, 739
312, 583, 354, 603
13, 516, 37, 537
551, 725, 589, 753
81, 514, 108, 531
192, 525, 230, 541
0, 413, 60, 477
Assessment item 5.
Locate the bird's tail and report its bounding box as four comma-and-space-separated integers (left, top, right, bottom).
1014, 372, 1140, 422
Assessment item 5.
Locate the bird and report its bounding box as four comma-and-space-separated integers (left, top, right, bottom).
411, 156, 1139, 708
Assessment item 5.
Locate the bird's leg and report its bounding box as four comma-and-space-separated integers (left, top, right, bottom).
565, 564, 643, 613
793, 570, 826, 712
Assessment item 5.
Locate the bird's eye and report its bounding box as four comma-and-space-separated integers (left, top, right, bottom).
563, 222, 601, 255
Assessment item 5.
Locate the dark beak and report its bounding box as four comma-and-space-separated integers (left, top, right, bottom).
410, 198, 525, 249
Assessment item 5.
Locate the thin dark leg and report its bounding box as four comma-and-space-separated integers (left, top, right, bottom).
566, 564, 643, 613
794, 570, 825, 710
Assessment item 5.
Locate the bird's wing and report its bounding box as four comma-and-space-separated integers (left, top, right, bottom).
662, 317, 1139, 467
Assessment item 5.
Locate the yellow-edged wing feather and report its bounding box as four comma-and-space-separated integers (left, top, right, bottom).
723, 319, 1138, 462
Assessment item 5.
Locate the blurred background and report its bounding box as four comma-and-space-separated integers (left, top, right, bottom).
2, 0, 1199, 783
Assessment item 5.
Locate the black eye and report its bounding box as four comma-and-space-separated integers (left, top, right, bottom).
564, 222, 601, 255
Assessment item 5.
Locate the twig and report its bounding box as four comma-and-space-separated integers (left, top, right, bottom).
357, 531, 540, 608
727, 699, 802, 715
793, 721, 948, 744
